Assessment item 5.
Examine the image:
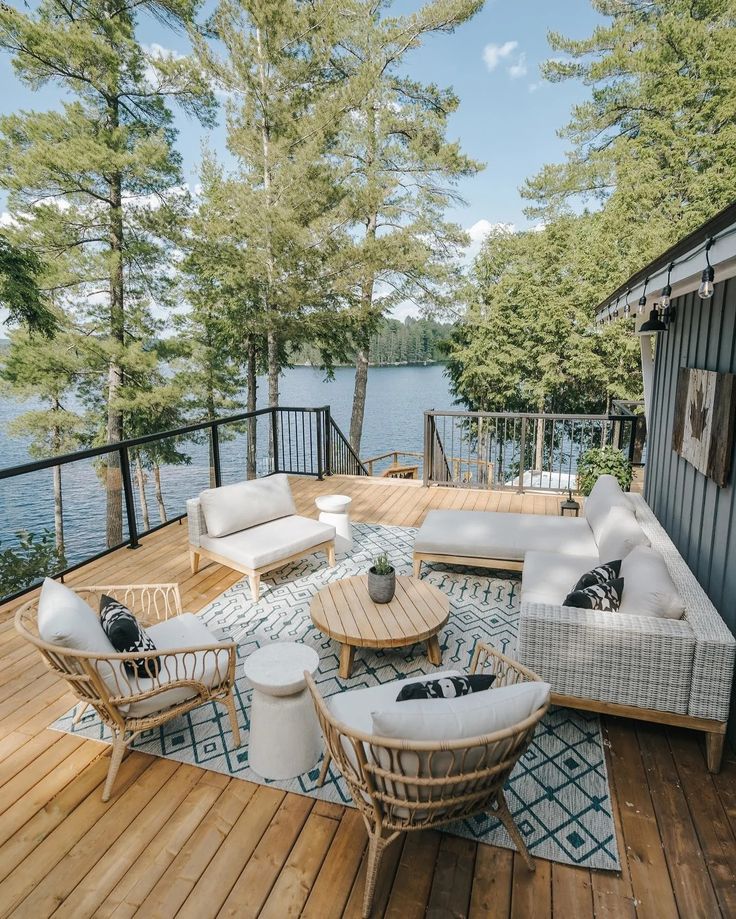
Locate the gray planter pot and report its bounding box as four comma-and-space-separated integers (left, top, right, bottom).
367, 567, 396, 604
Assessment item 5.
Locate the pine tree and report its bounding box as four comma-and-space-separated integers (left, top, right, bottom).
522, 0, 736, 272
0, 0, 214, 546
0, 325, 86, 559
333, 0, 483, 452
194, 0, 350, 408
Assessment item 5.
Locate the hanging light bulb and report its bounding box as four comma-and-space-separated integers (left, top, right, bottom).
661, 263, 674, 325
698, 239, 715, 300
613, 296, 620, 319
622, 295, 630, 318
638, 279, 648, 317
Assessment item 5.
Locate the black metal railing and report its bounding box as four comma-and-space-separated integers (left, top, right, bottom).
0, 404, 367, 605
422, 406, 645, 492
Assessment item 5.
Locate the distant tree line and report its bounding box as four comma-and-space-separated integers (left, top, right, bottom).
293, 317, 452, 367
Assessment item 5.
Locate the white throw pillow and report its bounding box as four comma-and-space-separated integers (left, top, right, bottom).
619, 546, 685, 619
584, 474, 633, 543
596, 505, 650, 562
37, 578, 115, 653
371, 679, 550, 742
199, 473, 297, 538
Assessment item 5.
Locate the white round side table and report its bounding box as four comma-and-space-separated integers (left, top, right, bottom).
243, 642, 322, 780
315, 494, 353, 553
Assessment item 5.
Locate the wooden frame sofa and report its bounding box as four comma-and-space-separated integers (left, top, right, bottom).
187, 474, 336, 600
412, 476, 736, 771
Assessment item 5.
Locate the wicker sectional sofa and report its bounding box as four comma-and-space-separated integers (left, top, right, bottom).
413, 477, 736, 772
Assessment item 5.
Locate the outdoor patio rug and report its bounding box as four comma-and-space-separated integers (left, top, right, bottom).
54, 522, 620, 871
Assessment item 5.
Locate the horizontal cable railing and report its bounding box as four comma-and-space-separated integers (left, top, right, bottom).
0, 405, 366, 606
422, 407, 645, 492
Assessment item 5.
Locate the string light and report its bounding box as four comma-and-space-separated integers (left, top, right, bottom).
637, 278, 648, 316
698, 238, 715, 300
597, 222, 736, 322
661, 263, 674, 325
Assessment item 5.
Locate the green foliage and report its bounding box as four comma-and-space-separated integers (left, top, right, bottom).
0, 236, 57, 336
577, 447, 633, 496
0, 530, 65, 596
371, 552, 393, 575
523, 0, 736, 276
447, 218, 642, 414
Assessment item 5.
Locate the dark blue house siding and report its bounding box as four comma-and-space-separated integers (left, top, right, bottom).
644, 276, 736, 739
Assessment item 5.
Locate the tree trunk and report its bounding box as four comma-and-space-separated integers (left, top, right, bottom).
106, 113, 124, 547
134, 452, 150, 531
350, 346, 369, 452
349, 209, 378, 454
153, 465, 167, 523
246, 336, 257, 478
267, 330, 279, 406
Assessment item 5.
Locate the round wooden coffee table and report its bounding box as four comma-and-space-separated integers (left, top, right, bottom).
310, 576, 449, 678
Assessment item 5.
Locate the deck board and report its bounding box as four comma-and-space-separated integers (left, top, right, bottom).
0, 474, 731, 918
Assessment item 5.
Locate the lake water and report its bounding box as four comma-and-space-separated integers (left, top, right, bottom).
0, 364, 454, 581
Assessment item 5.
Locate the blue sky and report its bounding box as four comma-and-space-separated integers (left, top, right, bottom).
0, 0, 606, 317
0, 0, 604, 222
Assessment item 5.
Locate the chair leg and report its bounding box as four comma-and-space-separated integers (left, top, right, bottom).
248, 572, 261, 601
190, 549, 200, 574
102, 730, 128, 803
412, 556, 422, 578
326, 542, 336, 567
225, 691, 241, 748
72, 701, 90, 725
363, 831, 389, 919
706, 731, 725, 773
317, 752, 332, 786
495, 791, 535, 871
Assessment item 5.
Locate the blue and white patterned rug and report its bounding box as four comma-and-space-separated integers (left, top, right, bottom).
54, 522, 619, 871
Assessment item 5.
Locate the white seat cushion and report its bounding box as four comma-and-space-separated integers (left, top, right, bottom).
596, 506, 650, 562
37, 578, 115, 654
199, 474, 297, 538
584, 474, 635, 543
119, 614, 231, 718
521, 551, 603, 606
619, 546, 685, 619
200, 515, 335, 570
414, 510, 597, 561
372, 680, 550, 742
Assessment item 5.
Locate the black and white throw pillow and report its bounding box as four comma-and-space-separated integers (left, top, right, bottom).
100, 595, 159, 678
396, 673, 495, 702
572, 560, 622, 592
564, 577, 624, 612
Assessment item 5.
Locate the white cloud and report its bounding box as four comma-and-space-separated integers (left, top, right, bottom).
508, 53, 527, 79
528, 81, 542, 93
482, 40, 518, 72
0, 211, 19, 228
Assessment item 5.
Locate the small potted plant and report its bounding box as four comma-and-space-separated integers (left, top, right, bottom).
368, 552, 396, 604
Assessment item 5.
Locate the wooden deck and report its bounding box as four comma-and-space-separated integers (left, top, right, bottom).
0, 475, 734, 919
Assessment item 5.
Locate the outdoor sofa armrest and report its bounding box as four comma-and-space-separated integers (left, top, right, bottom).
187, 497, 207, 547
517, 601, 697, 715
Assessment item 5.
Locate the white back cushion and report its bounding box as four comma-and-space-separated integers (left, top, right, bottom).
37, 578, 115, 654
619, 546, 685, 619
584, 474, 634, 543
371, 680, 550, 742
199, 473, 297, 538
596, 505, 650, 562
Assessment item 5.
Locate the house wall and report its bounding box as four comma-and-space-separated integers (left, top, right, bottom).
644, 276, 736, 740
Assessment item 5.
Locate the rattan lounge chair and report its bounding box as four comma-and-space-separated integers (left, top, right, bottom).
306, 643, 549, 918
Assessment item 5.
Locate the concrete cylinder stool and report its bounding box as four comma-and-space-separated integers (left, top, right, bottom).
243, 642, 321, 780
315, 494, 353, 553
